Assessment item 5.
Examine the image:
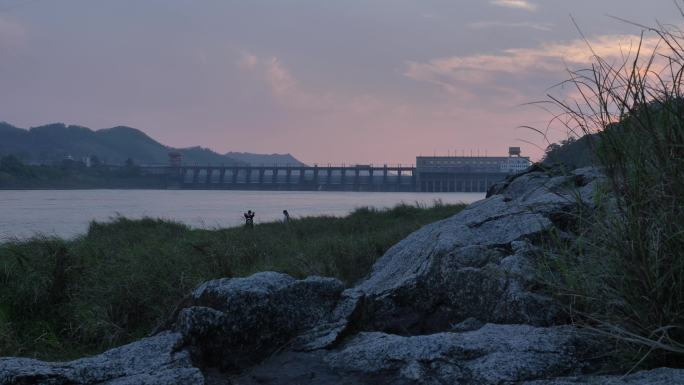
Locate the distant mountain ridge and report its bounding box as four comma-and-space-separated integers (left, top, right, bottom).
0, 122, 306, 166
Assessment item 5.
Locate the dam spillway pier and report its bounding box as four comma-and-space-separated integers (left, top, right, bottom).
161, 164, 418, 192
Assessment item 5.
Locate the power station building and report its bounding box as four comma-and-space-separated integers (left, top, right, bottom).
415, 147, 531, 192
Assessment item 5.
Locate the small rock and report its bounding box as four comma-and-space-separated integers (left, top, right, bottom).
521, 367, 684, 385
0, 332, 203, 385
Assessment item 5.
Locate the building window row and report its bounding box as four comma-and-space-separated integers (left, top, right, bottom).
425, 160, 502, 166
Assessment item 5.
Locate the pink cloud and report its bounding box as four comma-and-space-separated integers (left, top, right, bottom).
404, 33, 661, 101
237, 52, 258, 70
490, 0, 538, 12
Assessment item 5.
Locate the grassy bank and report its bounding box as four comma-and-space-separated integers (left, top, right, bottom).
0, 202, 465, 360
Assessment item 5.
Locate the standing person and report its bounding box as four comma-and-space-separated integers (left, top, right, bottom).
282, 210, 290, 224
244, 210, 255, 228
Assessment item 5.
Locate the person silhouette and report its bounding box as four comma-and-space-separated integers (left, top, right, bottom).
282, 210, 290, 224
244, 210, 255, 228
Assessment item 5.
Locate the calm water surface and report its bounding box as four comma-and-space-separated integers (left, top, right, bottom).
0, 190, 484, 240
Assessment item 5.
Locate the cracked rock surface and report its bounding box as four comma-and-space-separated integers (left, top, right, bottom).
169, 272, 345, 372
352, 167, 602, 333
2, 167, 682, 385
232, 324, 593, 385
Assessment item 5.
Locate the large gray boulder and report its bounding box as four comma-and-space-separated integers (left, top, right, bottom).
168, 271, 346, 372
353, 167, 603, 333
0, 332, 203, 385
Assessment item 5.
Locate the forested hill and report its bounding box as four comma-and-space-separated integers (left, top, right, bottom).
0, 122, 306, 166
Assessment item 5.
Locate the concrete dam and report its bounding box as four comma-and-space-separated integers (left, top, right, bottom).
143, 148, 531, 193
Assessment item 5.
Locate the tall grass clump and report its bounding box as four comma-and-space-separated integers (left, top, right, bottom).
539, 17, 684, 368
0, 202, 465, 360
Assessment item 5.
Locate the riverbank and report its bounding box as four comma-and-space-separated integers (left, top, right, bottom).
0, 178, 167, 190
0, 202, 466, 360
0, 155, 170, 189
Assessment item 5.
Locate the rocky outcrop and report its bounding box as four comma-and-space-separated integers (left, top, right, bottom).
169, 272, 346, 371
325, 324, 591, 384
2, 167, 682, 385
232, 324, 594, 385
352, 167, 601, 333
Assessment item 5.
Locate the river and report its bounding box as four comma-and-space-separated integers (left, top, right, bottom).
0, 190, 484, 240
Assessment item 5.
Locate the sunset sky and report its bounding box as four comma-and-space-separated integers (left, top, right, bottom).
1, 0, 680, 164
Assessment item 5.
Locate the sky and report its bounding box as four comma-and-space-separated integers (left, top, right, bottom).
0, 0, 681, 164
